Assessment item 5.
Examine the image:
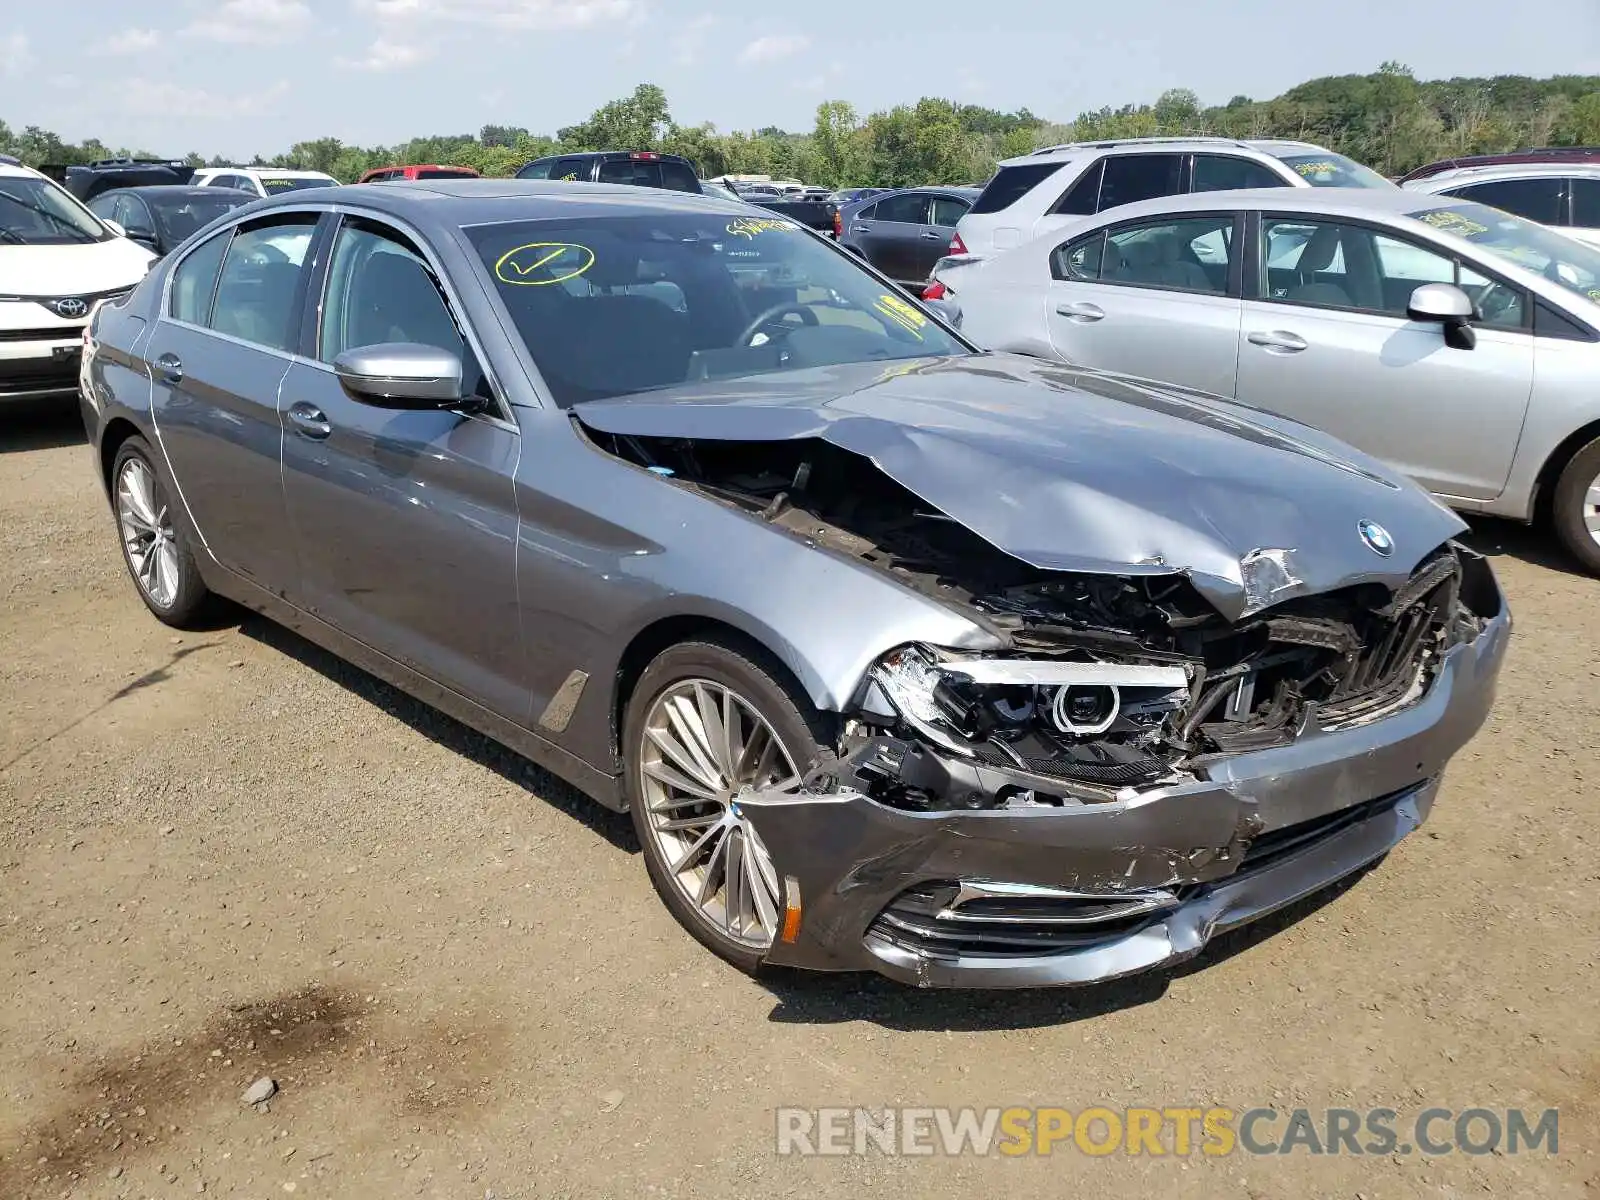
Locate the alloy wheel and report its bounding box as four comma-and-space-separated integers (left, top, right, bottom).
1585, 472, 1600, 550
637, 679, 801, 949
117, 457, 180, 610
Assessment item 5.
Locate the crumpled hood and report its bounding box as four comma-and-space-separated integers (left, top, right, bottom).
573, 353, 1467, 621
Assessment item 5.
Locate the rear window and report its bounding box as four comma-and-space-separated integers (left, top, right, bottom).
969, 162, 1067, 215
659, 160, 699, 193
417, 168, 474, 180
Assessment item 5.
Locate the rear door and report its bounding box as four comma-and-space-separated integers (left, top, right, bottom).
277, 214, 526, 718
1044, 211, 1245, 397
1235, 213, 1533, 500
144, 211, 321, 589
848, 192, 929, 283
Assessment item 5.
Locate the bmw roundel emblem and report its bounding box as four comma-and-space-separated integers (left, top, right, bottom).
1358, 520, 1394, 557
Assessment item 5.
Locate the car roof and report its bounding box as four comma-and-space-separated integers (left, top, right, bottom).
999, 137, 1328, 166
201, 167, 334, 178
1063, 186, 1469, 224
252, 178, 747, 225
101, 185, 255, 200
1407, 162, 1600, 188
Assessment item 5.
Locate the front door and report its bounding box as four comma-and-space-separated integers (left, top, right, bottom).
277, 214, 527, 719
1235, 214, 1534, 501
850, 191, 929, 283
1044, 212, 1245, 397
145, 212, 321, 591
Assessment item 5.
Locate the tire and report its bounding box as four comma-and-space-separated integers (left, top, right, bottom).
1550, 435, 1600, 576
110, 436, 212, 627
624, 635, 834, 974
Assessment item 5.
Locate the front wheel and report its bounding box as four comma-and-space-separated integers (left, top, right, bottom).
1550, 436, 1600, 576
112, 436, 212, 626
624, 636, 833, 974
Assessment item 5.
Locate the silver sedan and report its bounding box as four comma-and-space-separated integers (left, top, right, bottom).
933, 188, 1600, 574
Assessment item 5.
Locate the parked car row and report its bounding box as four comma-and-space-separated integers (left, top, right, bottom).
77, 176, 1509, 989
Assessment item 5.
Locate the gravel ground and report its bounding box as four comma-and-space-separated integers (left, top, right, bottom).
2, 402, 1595, 1199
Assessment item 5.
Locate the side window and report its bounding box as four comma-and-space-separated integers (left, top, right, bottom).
121, 196, 153, 234
873, 193, 928, 224
169, 229, 232, 325
1450, 178, 1564, 226
1097, 154, 1184, 211
517, 160, 553, 180
659, 160, 700, 193
597, 159, 661, 188
208, 216, 317, 351
318, 218, 491, 401
549, 158, 588, 182
1457, 261, 1526, 330
1571, 178, 1600, 228
1051, 230, 1105, 281
1102, 216, 1233, 294
1052, 159, 1103, 215
1192, 155, 1288, 193
89, 194, 120, 224
1260, 219, 1359, 307
928, 196, 970, 228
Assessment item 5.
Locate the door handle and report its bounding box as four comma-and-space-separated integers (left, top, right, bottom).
154, 352, 183, 384
287, 402, 332, 439
1055, 301, 1105, 322
852, 223, 871, 232
920, 231, 944, 240
1247, 330, 1308, 353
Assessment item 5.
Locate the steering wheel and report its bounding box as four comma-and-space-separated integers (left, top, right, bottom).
738, 303, 819, 346
1476, 281, 1518, 324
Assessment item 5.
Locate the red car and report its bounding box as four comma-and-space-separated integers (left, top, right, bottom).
358, 164, 481, 183
1399, 147, 1600, 185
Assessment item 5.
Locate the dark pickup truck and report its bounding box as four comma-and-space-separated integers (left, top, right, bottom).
741, 193, 837, 235
40, 158, 196, 202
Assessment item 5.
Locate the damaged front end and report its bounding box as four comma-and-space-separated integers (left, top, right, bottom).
587, 425, 1511, 987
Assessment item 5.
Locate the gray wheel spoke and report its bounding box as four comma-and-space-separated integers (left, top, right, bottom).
637, 675, 803, 952
118, 501, 155, 536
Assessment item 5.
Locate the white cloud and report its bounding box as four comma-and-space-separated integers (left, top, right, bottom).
0, 30, 31, 75
739, 33, 810, 65
92, 28, 162, 56
120, 77, 291, 118
185, 0, 312, 44
335, 37, 431, 70
671, 13, 715, 66
793, 60, 843, 92
355, 0, 637, 29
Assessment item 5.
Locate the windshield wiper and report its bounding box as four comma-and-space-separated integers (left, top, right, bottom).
0, 228, 25, 245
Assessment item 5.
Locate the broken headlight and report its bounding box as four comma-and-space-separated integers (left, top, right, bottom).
870, 645, 1192, 765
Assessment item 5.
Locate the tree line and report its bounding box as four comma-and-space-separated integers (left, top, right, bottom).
5, 65, 1598, 188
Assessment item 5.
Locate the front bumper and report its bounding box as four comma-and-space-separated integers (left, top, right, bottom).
741, 594, 1510, 988
0, 337, 84, 403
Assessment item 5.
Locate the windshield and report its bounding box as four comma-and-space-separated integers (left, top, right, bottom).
260, 176, 335, 192
1410, 202, 1600, 305
151, 193, 255, 243
0, 176, 109, 245
1273, 152, 1393, 189
466, 211, 967, 406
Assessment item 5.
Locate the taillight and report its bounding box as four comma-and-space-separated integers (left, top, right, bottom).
631, 152, 660, 160
833, 209, 843, 238
922, 280, 947, 300
949, 231, 968, 255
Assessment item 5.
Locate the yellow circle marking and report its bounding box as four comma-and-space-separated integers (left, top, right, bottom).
494, 242, 596, 287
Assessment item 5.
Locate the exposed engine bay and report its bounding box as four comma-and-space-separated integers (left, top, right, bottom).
588, 429, 1498, 811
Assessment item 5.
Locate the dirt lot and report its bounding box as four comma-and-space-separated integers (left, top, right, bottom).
1, 403, 1595, 1199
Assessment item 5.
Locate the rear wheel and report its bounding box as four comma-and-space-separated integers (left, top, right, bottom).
1550, 436, 1600, 576
112, 436, 212, 626
624, 637, 832, 973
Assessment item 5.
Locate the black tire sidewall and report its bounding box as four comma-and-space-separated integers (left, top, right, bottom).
111, 436, 210, 627
1552, 437, 1600, 576
623, 635, 832, 974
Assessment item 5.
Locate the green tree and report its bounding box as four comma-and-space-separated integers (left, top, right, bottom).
558, 83, 672, 151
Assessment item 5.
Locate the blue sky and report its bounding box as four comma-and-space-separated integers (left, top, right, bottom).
1, 0, 1596, 158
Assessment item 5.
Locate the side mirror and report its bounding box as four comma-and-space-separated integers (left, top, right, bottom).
333, 342, 464, 408
1407, 282, 1477, 351
126, 227, 159, 250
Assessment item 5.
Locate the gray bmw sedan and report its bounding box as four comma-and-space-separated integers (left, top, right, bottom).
79, 180, 1509, 987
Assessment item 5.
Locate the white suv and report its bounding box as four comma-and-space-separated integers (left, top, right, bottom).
952, 137, 1394, 259
191, 167, 338, 199
0, 155, 155, 407
1403, 163, 1600, 250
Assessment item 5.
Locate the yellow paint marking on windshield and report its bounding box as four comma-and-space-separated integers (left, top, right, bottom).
726, 216, 797, 239
1589, 288, 1600, 303
1293, 160, 1337, 176
874, 293, 928, 340
1417, 210, 1489, 237
494, 241, 596, 286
